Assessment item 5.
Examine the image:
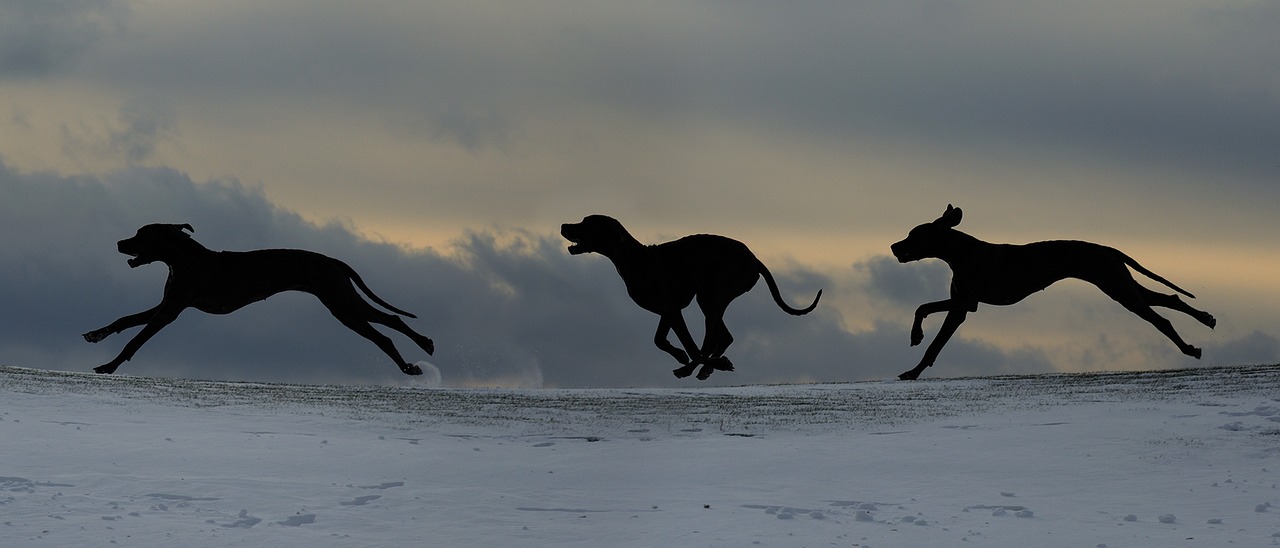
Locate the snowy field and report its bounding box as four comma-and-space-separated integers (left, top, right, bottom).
2, 364, 1279, 547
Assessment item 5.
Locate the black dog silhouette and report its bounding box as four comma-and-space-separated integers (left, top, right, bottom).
561, 215, 821, 380
890, 205, 1216, 380
83, 223, 434, 375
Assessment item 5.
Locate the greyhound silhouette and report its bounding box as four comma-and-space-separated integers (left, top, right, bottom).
84, 223, 434, 375
561, 214, 821, 380
890, 205, 1215, 380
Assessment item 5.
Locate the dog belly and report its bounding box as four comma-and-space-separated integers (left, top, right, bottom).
191, 287, 282, 315
194, 298, 266, 315
974, 272, 1060, 306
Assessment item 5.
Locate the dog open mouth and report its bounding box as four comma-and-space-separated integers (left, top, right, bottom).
565, 237, 586, 255
118, 245, 151, 268
560, 225, 588, 255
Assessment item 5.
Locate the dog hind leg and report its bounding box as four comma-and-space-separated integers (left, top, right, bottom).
1099, 283, 1202, 359
695, 310, 736, 381
372, 313, 435, 355
696, 297, 734, 359
692, 283, 753, 380
671, 313, 713, 379
318, 293, 423, 375
339, 315, 423, 375
1140, 287, 1217, 329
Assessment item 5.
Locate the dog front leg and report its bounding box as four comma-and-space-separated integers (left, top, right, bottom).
93, 309, 182, 374
911, 300, 953, 346
83, 305, 162, 343
656, 314, 705, 378
900, 307, 968, 381
653, 317, 689, 364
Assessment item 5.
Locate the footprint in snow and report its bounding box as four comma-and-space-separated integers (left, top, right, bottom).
0, 476, 75, 492
278, 514, 317, 526
146, 493, 219, 502
742, 505, 828, 520
339, 495, 381, 506
963, 504, 1034, 518
216, 510, 262, 528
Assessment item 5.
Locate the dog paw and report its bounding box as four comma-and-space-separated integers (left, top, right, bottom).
83, 331, 108, 343
695, 366, 714, 380
401, 363, 424, 375
415, 336, 435, 355
910, 327, 924, 346
708, 356, 734, 371
672, 365, 696, 378
897, 369, 921, 381
93, 364, 118, 375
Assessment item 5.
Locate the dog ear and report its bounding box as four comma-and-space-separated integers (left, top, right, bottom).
935, 204, 963, 228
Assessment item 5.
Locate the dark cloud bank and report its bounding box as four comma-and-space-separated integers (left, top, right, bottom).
1, 160, 1272, 387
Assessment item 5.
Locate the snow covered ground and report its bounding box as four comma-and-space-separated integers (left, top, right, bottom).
2, 364, 1279, 547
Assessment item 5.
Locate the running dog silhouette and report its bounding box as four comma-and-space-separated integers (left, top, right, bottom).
83, 223, 434, 375
561, 215, 821, 380
890, 205, 1216, 380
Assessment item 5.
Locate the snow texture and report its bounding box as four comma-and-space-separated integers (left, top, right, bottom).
2, 364, 1280, 546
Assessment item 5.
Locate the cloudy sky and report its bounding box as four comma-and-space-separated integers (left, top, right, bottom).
1, 0, 1276, 387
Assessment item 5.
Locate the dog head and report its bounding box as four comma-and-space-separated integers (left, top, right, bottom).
117, 223, 196, 268
890, 205, 963, 263
560, 214, 632, 257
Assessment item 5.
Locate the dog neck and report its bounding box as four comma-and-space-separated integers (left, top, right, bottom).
598, 233, 648, 272
931, 229, 992, 270
160, 238, 217, 269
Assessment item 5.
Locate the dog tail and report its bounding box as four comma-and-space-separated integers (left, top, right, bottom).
1118, 251, 1197, 299
338, 260, 420, 318
758, 261, 822, 315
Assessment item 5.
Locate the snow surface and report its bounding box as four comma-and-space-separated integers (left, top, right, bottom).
2, 364, 1280, 547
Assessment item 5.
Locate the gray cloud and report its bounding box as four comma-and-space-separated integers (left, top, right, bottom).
1207, 331, 1280, 368
0, 0, 127, 78
859, 255, 950, 308
12, 0, 1266, 250
107, 98, 176, 164
60, 98, 176, 166
72, 2, 1279, 179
